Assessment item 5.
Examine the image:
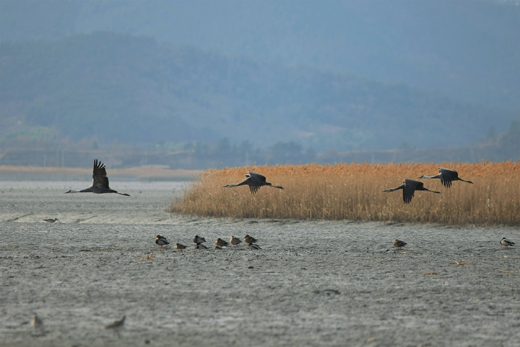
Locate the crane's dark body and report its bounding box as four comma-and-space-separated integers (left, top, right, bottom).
224, 172, 283, 195
65, 160, 129, 196
383, 179, 440, 203
419, 168, 473, 188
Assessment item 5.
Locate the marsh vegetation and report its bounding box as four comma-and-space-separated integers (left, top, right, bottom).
171, 161, 520, 226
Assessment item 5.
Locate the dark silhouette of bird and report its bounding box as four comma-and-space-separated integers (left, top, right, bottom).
224, 172, 283, 195
155, 235, 169, 248
174, 243, 187, 251
31, 314, 44, 335
248, 244, 262, 250
195, 243, 208, 250
393, 239, 407, 249
105, 315, 125, 337
500, 237, 515, 249
419, 167, 473, 188
193, 235, 206, 244
43, 218, 58, 223
65, 160, 129, 196
244, 235, 258, 245
383, 179, 440, 203
215, 238, 229, 247
230, 236, 242, 247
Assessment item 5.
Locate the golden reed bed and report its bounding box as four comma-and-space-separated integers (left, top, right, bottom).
170, 161, 520, 226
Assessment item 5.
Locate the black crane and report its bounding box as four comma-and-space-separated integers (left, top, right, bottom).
383, 179, 440, 203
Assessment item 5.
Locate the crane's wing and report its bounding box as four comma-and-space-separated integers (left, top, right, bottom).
248, 172, 267, 183
92, 159, 110, 188
439, 168, 457, 187
402, 179, 418, 204
249, 185, 260, 195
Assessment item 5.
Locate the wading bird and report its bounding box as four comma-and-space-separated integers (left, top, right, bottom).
155, 235, 169, 248
419, 167, 473, 188
383, 179, 440, 203
31, 314, 44, 335
244, 235, 258, 245
230, 236, 241, 247
224, 172, 283, 195
193, 235, 206, 244
65, 160, 130, 196
215, 238, 228, 247
174, 243, 187, 251
393, 239, 407, 250
105, 316, 125, 337
500, 237, 515, 249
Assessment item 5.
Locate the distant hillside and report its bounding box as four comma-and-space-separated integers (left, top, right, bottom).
1, 0, 519, 111
0, 33, 515, 151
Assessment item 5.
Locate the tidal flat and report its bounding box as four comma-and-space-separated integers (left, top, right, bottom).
1, 182, 519, 346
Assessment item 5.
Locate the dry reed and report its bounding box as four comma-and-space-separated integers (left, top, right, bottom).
170, 161, 520, 226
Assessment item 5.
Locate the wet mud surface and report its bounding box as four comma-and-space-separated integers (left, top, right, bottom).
1, 182, 519, 346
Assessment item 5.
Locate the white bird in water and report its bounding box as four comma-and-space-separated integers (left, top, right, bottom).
383, 179, 440, 203
65, 159, 130, 196
224, 172, 283, 195
419, 167, 473, 188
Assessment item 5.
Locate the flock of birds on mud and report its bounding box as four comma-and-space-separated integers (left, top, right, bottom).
155, 234, 262, 251
30, 159, 516, 336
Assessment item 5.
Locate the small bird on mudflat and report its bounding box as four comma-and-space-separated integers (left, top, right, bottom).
248, 244, 262, 250
31, 314, 44, 335
244, 235, 258, 244
174, 243, 187, 251
105, 316, 125, 337
155, 235, 169, 248
195, 243, 208, 250
43, 218, 58, 223
215, 238, 229, 247
500, 237, 515, 249
393, 239, 407, 250
193, 235, 206, 244
230, 236, 242, 247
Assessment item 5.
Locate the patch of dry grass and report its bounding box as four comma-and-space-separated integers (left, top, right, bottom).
170, 161, 520, 226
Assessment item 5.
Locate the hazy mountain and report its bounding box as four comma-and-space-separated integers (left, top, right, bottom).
0, 33, 514, 151
1, 0, 519, 112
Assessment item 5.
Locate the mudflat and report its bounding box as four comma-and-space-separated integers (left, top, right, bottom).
1, 181, 519, 346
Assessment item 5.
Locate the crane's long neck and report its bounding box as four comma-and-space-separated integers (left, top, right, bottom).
419, 174, 441, 179
383, 185, 404, 192
457, 178, 473, 184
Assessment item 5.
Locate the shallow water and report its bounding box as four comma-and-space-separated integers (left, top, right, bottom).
1, 182, 519, 346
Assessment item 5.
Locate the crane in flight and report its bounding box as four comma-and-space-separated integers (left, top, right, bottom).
383, 179, 440, 203
224, 172, 283, 195
65, 159, 130, 196
419, 167, 473, 188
